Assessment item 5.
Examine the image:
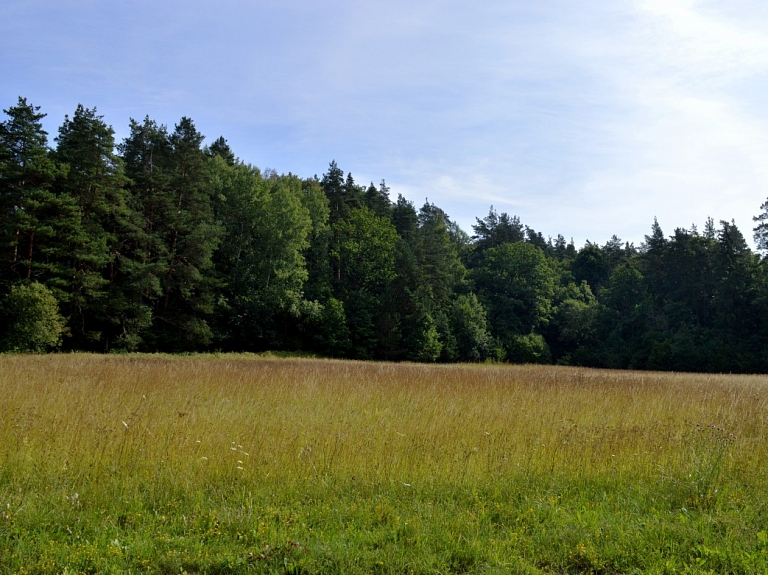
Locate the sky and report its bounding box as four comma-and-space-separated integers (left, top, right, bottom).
2, 0, 768, 248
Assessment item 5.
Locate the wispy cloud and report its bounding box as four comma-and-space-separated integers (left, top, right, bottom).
2, 0, 767, 245
555, 0, 768, 243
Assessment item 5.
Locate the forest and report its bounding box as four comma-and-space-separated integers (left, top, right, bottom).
2, 96, 768, 373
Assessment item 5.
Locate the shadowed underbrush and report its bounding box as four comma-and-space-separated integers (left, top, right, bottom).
1, 354, 768, 574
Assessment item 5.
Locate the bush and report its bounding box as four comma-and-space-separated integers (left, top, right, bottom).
507, 332, 551, 364
0, 282, 66, 352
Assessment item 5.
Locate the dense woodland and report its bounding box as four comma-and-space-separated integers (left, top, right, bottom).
3, 97, 768, 372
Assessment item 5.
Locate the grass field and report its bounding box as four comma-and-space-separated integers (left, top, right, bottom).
1, 354, 767, 574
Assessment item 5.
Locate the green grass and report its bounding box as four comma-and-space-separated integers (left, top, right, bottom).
1, 354, 768, 573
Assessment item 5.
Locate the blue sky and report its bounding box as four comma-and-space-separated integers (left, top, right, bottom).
2, 0, 768, 247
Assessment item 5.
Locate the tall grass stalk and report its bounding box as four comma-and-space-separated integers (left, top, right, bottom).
1, 354, 767, 573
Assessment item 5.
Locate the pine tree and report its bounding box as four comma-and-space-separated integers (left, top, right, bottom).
320, 161, 366, 224
321, 160, 346, 223
391, 194, 418, 243
0, 97, 74, 296
472, 207, 525, 249
364, 179, 392, 218
52, 104, 136, 347
204, 136, 236, 166
119, 116, 223, 350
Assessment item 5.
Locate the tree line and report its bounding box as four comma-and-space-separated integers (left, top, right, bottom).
2, 97, 768, 373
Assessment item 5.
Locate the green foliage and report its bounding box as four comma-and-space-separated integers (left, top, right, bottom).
507, 332, 551, 364
7, 95, 768, 370
0, 282, 66, 351
391, 193, 418, 242
321, 160, 364, 224
410, 310, 443, 362
553, 297, 599, 362
299, 178, 332, 303
212, 162, 313, 349
204, 135, 237, 165
414, 202, 466, 303
471, 206, 525, 252
327, 208, 399, 358
572, 242, 610, 294
449, 293, 495, 361
330, 207, 397, 294
0, 97, 72, 291
601, 262, 647, 312
363, 179, 392, 218
119, 116, 224, 351
309, 297, 351, 356
52, 104, 136, 348
473, 242, 555, 360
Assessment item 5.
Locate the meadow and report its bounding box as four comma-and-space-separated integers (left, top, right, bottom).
1, 354, 767, 574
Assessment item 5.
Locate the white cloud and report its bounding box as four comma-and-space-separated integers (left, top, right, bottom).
396, 0, 768, 244
565, 0, 768, 242
3, 0, 768, 246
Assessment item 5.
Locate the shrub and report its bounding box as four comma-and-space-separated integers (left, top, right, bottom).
0, 282, 66, 352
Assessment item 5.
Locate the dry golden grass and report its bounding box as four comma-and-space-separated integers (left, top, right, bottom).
3, 354, 768, 574
2, 353, 766, 486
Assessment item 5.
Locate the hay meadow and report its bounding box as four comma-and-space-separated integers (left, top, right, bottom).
1, 354, 768, 574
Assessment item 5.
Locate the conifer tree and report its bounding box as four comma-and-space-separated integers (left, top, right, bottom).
364, 179, 392, 218
119, 116, 223, 350
0, 98, 72, 292
52, 104, 137, 347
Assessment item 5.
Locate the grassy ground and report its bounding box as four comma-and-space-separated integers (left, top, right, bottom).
1, 354, 767, 574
